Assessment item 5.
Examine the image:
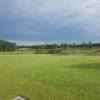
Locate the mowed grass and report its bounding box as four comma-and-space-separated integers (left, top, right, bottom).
0, 54, 100, 100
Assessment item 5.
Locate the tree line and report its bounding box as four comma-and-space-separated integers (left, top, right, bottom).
0, 40, 100, 53
18, 41, 100, 50
18, 41, 100, 54
0, 40, 16, 52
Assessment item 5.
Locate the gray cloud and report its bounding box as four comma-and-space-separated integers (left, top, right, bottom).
0, 0, 100, 43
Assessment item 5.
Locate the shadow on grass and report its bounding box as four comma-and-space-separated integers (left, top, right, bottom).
70, 63, 100, 69
18, 95, 29, 100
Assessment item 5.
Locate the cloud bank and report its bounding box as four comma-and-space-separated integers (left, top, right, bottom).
0, 0, 100, 44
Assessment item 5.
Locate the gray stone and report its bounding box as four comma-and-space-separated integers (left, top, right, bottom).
12, 96, 26, 100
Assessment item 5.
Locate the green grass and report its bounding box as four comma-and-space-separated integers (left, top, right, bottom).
0, 54, 100, 100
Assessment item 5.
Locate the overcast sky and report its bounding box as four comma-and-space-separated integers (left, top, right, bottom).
0, 0, 100, 44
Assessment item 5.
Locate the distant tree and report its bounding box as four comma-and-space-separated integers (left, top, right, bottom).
72, 42, 77, 48
81, 41, 87, 48
60, 43, 68, 49
88, 41, 93, 48
0, 40, 16, 52
93, 43, 100, 47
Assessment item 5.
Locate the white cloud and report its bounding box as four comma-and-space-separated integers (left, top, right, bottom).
7, 0, 100, 26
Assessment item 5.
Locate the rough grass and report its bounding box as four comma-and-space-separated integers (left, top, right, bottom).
0, 54, 100, 100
